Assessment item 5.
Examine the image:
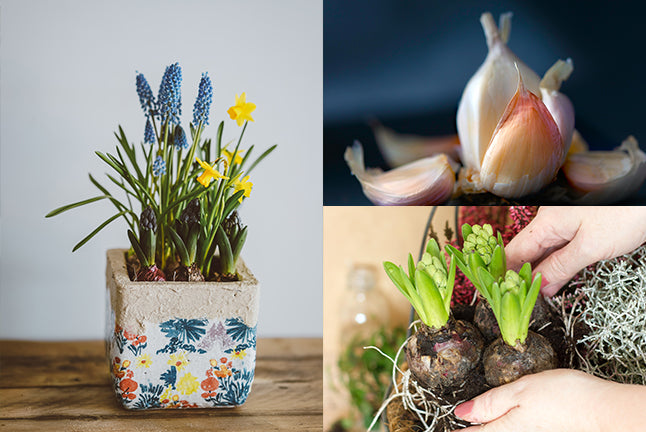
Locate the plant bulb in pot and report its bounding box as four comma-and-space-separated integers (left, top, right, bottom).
384, 238, 484, 391
447, 223, 557, 387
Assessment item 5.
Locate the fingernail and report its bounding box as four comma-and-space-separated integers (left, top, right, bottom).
539, 276, 551, 294
454, 400, 474, 419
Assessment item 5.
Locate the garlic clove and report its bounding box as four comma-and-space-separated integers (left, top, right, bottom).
562, 136, 646, 204
344, 141, 458, 205
456, 12, 542, 171
373, 122, 460, 168
568, 129, 588, 155
540, 59, 575, 157
479, 68, 565, 198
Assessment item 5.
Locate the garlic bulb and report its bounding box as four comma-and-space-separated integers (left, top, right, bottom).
344, 141, 458, 205
373, 122, 460, 168
456, 12, 541, 172
562, 136, 646, 204
457, 12, 575, 198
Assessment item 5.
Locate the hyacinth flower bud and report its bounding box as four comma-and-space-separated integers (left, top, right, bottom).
138, 206, 157, 265
128, 206, 165, 281
462, 223, 497, 265
216, 211, 248, 277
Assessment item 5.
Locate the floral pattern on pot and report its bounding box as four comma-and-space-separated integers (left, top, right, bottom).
108, 317, 256, 409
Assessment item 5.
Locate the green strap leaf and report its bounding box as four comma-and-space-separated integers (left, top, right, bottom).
475, 266, 496, 304
245, 144, 277, 175
426, 238, 441, 258
127, 229, 148, 267
383, 262, 427, 324
166, 225, 190, 266
414, 269, 448, 329
215, 224, 234, 274
222, 190, 245, 219
72, 211, 127, 252
46, 196, 109, 218
500, 292, 521, 346
215, 121, 224, 158
520, 273, 543, 338
407, 254, 416, 283
519, 262, 533, 288
490, 245, 506, 281
444, 256, 457, 315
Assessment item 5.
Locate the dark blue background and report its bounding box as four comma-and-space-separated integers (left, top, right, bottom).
324, 0, 646, 205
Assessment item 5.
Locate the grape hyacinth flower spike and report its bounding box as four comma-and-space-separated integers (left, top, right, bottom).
144, 119, 155, 144
136, 72, 156, 117
193, 72, 213, 127
158, 62, 183, 125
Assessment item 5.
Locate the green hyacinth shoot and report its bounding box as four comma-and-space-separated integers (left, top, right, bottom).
446, 223, 542, 347
384, 238, 456, 330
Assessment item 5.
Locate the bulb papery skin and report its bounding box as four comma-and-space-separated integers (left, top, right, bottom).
373, 122, 461, 168
563, 136, 646, 204
479, 72, 565, 198
456, 12, 541, 172
344, 141, 457, 205
540, 59, 575, 159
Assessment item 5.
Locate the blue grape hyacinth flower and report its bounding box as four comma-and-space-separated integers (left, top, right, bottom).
158, 63, 182, 125
136, 73, 156, 117
152, 155, 167, 177
192, 72, 213, 126
144, 119, 155, 144
173, 126, 188, 150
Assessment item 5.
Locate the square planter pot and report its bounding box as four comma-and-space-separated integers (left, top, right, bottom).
105, 249, 259, 409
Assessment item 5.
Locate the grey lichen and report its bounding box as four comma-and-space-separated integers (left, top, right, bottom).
560, 244, 646, 385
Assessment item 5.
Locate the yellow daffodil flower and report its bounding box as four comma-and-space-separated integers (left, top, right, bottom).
234, 175, 253, 202
223, 148, 244, 166
196, 157, 229, 187
227, 92, 256, 126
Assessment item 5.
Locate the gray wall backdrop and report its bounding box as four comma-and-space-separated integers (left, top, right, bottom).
0, 0, 323, 339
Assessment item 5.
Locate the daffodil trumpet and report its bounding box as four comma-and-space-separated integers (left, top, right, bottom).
384, 238, 484, 391
446, 223, 557, 387
344, 12, 646, 204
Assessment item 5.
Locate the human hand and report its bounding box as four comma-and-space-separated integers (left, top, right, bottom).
505, 206, 646, 296
452, 369, 646, 432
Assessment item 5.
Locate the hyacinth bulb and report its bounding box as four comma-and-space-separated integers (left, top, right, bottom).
344, 141, 458, 205
456, 12, 542, 172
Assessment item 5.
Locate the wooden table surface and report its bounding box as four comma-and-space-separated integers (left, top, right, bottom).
0, 338, 322, 431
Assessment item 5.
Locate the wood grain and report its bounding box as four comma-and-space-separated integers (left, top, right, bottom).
0, 338, 322, 431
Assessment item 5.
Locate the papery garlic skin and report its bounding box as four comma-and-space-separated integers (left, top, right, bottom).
563, 136, 646, 204
479, 70, 565, 197
456, 12, 541, 171
373, 122, 460, 168
540, 59, 575, 158
344, 141, 457, 205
